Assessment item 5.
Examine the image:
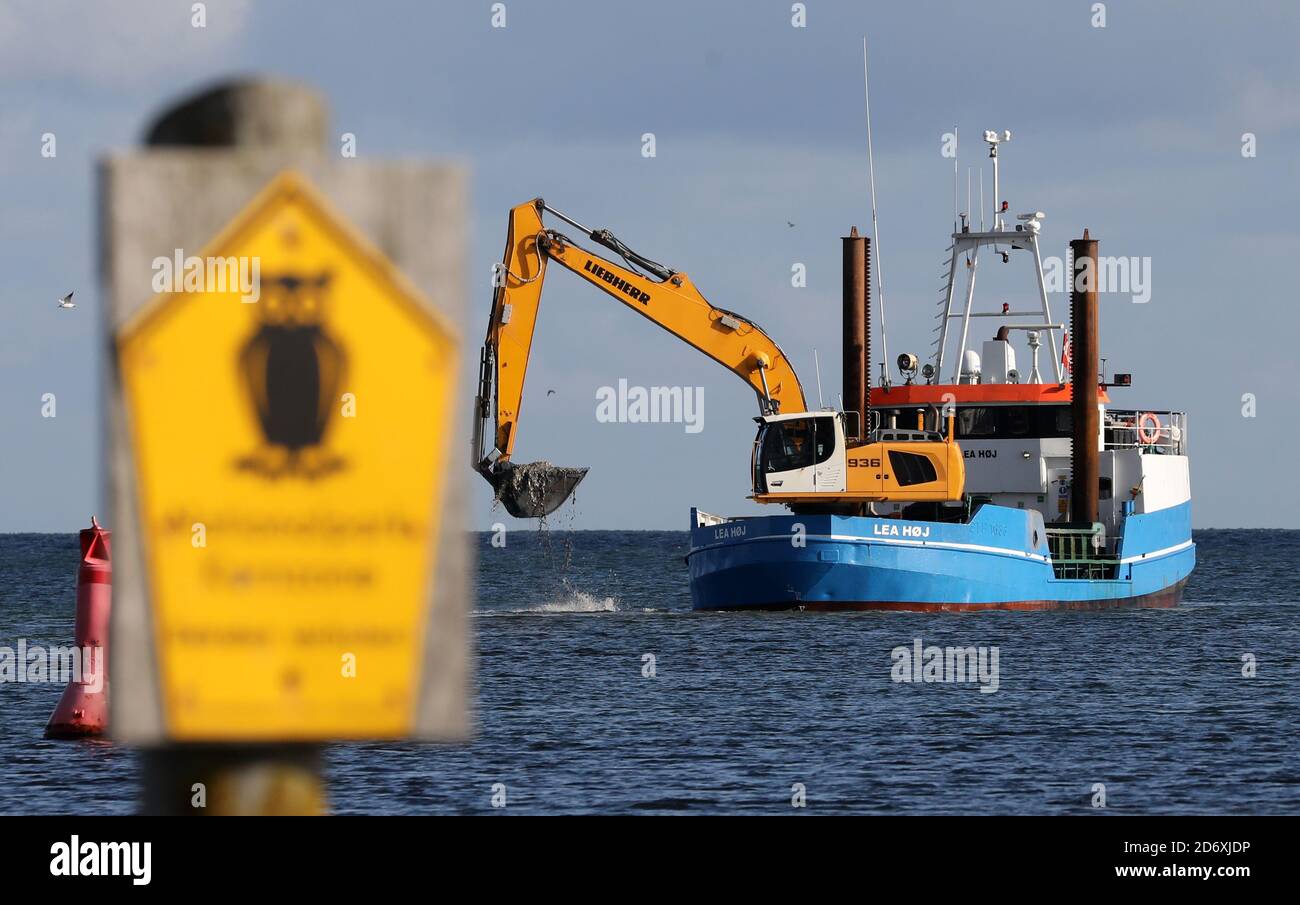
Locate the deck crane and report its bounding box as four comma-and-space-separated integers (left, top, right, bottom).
473, 198, 965, 518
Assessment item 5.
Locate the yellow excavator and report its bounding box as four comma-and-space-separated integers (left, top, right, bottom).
473, 198, 965, 517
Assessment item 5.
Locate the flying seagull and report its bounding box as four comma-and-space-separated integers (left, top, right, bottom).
547, 389, 557, 396
786, 221, 796, 228
56, 292, 75, 309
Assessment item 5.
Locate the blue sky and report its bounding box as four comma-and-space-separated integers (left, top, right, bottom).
1, 0, 1298, 530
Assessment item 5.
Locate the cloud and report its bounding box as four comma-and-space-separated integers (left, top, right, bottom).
1133, 70, 1300, 153
1234, 74, 1300, 134
0, 0, 252, 86
0, 107, 37, 175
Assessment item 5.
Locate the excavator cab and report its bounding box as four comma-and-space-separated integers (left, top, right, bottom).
751, 410, 965, 510
753, 413, 843, 495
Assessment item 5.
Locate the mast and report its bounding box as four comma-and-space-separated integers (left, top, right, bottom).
931, 129, 1063, 385
862, 36, 890, 388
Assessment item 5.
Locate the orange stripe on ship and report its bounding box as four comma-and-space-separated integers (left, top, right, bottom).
873, 383, 1109, 405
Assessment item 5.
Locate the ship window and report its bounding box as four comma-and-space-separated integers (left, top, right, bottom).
952, 405, 1073, 439
1006, 407, 1031, 436
888, 450, 937, 486
1051, 406, 1073, 436
958, 407, 998, 437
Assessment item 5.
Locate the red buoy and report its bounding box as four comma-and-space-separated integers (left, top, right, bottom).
44, 516, 112, 739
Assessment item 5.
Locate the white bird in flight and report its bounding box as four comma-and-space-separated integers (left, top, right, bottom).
56, 291, 75, 309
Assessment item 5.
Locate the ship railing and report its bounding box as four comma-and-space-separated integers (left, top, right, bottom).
1045, 524, 1120, 580
1103, 409, 1187, 455
692, 508, 732, 528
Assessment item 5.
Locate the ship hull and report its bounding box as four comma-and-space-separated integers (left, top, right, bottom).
687, 501, 1194, 612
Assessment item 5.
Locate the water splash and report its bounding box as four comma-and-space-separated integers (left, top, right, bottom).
477, 584, 618, 616
478, 482, 618, 614
532, 587, 619, 613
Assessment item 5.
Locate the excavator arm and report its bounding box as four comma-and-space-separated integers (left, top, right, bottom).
474, 198, 807, 517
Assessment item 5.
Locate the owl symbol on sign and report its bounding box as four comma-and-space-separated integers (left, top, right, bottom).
236, 272, 346, 479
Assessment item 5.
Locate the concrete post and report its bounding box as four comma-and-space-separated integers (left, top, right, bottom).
102, 79, 469, 814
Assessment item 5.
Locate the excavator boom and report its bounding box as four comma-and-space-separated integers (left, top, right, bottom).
474, 198, 807, 517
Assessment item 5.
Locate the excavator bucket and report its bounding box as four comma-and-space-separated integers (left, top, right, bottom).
489, 461, 588, 518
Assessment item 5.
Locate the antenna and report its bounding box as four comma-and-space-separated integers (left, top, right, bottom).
862, 35, 890, 386
979, 168, 985, 231
966, 167, 972, 225
952, 126, 958, 233
813, 348, 825, 409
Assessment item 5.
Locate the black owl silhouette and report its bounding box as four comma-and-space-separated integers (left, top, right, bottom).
237, 273, 346, 478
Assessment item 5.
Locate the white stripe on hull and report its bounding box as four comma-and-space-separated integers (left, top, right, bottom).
691, 532, 1194, 567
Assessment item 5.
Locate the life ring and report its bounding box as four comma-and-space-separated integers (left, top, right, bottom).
1136, 412, 1162, 445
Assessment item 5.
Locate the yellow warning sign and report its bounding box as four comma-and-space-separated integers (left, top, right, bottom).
117, 172, 459, 740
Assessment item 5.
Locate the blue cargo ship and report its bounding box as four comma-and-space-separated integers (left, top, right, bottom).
688, 130, 1193, 611
689, 499, 1193, 611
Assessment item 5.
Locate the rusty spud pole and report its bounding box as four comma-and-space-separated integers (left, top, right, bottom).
1070, 229, 1100, 525
842, 227, 870, 434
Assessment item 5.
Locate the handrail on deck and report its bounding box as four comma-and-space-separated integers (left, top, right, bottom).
1104, 409, 1187, 455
